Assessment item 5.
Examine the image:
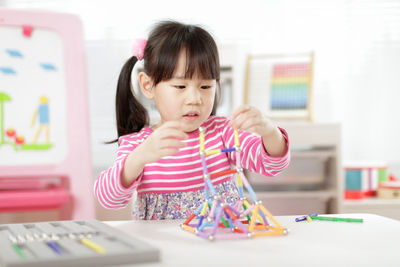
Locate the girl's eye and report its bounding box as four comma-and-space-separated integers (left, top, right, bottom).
175, 85, 186, 89
201, 85, 211, 90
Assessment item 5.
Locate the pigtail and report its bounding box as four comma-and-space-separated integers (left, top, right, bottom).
107, 56, 149, 144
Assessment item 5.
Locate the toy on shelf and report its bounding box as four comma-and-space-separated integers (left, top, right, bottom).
181, 127, 288, 241
378, 174, 400, 199
344, 162, 388, 200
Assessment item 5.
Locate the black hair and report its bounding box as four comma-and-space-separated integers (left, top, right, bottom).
109, 20, 221, 143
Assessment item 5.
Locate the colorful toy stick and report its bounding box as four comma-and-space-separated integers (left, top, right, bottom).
9, 239, 26, 259
47, 241, 63, 255
309, 216, 363, 223
181, 127, 287, 240
295, 213, 363, 223
80, 238, 106, 254
295, 213, 318, 222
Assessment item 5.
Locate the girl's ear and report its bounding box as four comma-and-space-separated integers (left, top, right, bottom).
138, 72, 154, 99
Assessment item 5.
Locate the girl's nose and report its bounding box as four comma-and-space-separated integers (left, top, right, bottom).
185, 87, 201, 105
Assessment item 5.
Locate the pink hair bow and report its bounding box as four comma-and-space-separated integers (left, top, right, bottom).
131, 38, 147, 60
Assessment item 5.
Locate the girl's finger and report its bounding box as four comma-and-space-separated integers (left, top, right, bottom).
245, 126, 259, 135
239, 117, 262, 132
230, 114, 246, 129
230, 105, 251, 121
230, 109, 257, 129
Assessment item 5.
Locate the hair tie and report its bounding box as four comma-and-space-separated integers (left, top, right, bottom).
131, 38, 147, 61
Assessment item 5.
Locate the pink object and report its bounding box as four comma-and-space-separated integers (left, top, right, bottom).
273, 63, 310, 77
131, 38, 147, 60
0, 188, 70, 212
207, 200, 217, 220
0, 178, 57, 190
22, 25, 33, 37
0, 9, 94, 220
389, 174, 398, 181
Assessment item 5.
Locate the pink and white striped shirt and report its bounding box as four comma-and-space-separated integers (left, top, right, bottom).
94, 116, 290, 209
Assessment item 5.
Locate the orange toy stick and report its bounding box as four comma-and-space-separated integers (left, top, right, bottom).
209, 169, 237, 179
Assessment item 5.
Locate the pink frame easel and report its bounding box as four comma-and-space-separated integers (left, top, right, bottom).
0, 8, 94, 220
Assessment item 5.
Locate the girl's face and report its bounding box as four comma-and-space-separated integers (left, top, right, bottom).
150, 51, 217, 133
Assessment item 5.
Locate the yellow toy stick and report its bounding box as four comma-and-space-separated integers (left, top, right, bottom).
199, 132, 205, 151
182, 224, 196, 233
234, 129, 240, 147
205, 149, 221, 156
200, 201, 208, 216
236, 173, 243, 187
80, 238, 106, 254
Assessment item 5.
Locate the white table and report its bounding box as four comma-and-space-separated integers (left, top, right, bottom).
106, 214, 400, 267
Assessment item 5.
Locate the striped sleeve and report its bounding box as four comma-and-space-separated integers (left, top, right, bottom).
93, 135, 144, 209
220, 118, 290, 177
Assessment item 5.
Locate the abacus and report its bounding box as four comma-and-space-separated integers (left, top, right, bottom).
181, 127, 288, 240
0, 220, 159, 267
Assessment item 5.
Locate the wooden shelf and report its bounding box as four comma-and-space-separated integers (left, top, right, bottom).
291, 149, 336, 159
343, 198, 400, 207
341, 198, 400, 220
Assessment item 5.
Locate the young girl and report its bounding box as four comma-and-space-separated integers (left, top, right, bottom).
94, 21, 290, 220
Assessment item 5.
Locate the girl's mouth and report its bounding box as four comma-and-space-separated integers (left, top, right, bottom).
183, 111, 199, 120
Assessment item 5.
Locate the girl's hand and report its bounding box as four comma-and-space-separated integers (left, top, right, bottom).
229, 105, 276, 137
138, 121, 188, 164
229, 105, 287, 157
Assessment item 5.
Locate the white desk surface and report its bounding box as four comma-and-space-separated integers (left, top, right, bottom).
105, 213, 400, 267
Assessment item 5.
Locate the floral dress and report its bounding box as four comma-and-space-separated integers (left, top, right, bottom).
132, 180, 240, 220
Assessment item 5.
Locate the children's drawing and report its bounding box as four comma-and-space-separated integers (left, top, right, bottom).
0, 92, 12, 146
5, 49, 23, 58
31, 95, 50, 145
0, 24, 67, 165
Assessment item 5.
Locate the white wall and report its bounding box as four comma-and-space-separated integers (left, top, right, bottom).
4, 0, 400, 175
